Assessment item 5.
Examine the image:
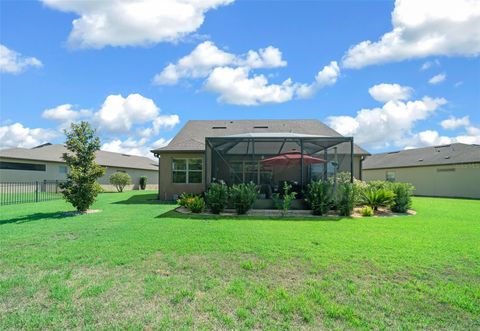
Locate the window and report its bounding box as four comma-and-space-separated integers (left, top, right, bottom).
59, 165, 68, 174
386, 171, 396, 182
172, 158, 202, 184
0, 161, 46, 171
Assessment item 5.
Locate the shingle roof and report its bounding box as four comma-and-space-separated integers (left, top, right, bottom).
363, 143, 480, 169
0, 144, 158, 171
152, 119, 369, 155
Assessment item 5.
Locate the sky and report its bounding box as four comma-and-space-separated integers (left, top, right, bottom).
1, 0, 479, 158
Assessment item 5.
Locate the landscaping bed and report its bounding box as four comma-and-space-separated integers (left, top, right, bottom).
175, 205, 416, 218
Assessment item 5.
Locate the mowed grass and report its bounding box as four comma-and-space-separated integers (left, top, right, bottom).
0, 191, 479, 330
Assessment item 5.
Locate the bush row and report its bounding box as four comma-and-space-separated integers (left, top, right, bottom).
178, 182, 258, 215
178, 174, 414, 216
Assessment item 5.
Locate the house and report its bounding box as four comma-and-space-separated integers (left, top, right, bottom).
0, 143, 158, 190
151, 119, 369, 201
363, 143, 480, 199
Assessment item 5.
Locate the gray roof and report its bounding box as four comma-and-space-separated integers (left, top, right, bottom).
363, 143, 480, 169
152, 119, 369, 155
0, 144, 158, 171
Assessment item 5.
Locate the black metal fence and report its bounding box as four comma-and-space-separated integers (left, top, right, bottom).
0, 180, 65, 206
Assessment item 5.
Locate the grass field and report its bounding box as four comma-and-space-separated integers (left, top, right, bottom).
0, 191, 479, 330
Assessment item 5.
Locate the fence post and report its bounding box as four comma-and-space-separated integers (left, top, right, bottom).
35, 181, 39, 203
55, 180, 58, 194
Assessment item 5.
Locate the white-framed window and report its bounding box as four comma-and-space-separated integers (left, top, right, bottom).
386, 171, 396, 182
172, 158, 202, 184
59, 165, 68, 174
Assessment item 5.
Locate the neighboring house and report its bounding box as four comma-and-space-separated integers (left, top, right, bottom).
0, 143, 158, 191
363, 143, 480, 199
151, 119, 369, 201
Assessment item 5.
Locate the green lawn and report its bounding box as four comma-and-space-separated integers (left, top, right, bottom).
0, 191, 479, 330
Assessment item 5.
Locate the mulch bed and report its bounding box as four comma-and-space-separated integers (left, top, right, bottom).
175, 206, 415, 218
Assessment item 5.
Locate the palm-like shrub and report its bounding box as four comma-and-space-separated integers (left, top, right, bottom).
305, 180, 333, 215
230, 183, 258, 215
361, 206, 374, 217
205, 182, 229, 214
109, 172, 132, 192
362, 187, 395, 211
390, 182, 414, 213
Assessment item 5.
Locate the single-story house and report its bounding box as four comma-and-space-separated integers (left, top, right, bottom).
0, 143, 158, 191
151, 119, 369, 201
363, 143, 480, 199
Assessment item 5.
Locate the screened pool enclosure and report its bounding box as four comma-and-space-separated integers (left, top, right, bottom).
205, 133, 354, 197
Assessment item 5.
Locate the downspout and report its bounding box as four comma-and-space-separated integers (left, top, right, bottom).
360, 155, 365, 181
154, 152, 161, 200
350, 138, 354, 183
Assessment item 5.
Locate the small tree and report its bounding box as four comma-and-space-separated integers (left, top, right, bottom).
139, 176, 147, 190
60, 121, 105, 212
110, 172, 132, 192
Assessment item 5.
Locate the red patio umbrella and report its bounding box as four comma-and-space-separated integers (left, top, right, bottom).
260, 151, 326, 166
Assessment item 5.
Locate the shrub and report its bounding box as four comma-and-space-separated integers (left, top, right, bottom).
390, 182, 414, 213
139, 176, 147, 190
337, 182, 356, 216
109, 172, 132, 192
305, 180, 333, 215
367, 180, 391, 190
180, 195, 205, 214
329, 172, 366, 207
185, 196, 205, 213
273, 182, 297, 216
230, 182, 259, 215
361, 206, 374, 217
362, 187, 395, 211
177, 193, 195, 207
60, 121, 105, 212
205, 182, 229, 214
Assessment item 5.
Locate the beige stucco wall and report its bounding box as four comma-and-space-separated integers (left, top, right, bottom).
158, 152, 205, 201
363, 163, 480, 199
0, 157, 158, 191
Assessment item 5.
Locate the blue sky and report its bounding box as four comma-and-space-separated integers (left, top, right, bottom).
1, 0, 479, 157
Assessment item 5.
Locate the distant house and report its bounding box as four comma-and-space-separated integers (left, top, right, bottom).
363, 143, 480, 199
0, 143, 158, 190
151, 119, 369, 201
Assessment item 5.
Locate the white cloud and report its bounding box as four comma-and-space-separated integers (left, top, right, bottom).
0, 123, 57, 149
342, 0, 480, 68
42, 0, 234, 48
42, 104, 91, 128
153, 41, 286, 85
406, 126, 480, 147
440, 116, 470, 130
94, 93, 161, 133
296, 61, 340, 98
428, 73, 446, 84
242, 46, 287, 69
204, 66, 296, 106
0, 44, 42, 74
101, 137, 171, 159
420, 59, 440, 70
327, 95, 447, 149
154, 41, 338, 105
368, 83, 413, 103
